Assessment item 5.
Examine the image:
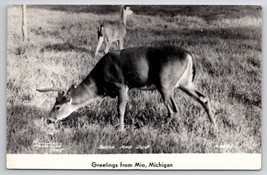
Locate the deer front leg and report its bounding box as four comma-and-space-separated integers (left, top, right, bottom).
104, 41, 112, 54
117, 86, 129, 131
118, 38, 124, 50
95, 36, 104, 57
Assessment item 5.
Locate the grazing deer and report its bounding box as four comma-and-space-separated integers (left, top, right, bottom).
37, 46, 216, 131
94, 6, 133, 57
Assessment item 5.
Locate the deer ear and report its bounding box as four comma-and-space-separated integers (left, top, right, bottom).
67, 85, 75, 95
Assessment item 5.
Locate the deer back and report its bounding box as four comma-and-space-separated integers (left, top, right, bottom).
101, 21, 126, 42
88, 46, 191, 97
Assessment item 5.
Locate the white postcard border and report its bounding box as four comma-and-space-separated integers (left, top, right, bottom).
6, 153, 261, 170
4, 1, 264, 172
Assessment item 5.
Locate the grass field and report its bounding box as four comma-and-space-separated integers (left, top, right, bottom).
7, 5, 262, 154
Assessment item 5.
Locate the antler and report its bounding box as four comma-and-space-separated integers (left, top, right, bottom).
36, 79, 65, 93
36, 87, 65, 93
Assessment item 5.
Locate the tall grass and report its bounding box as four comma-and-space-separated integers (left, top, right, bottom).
7, 5, 261, 154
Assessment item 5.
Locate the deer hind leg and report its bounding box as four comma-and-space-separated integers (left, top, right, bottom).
179, 83, 216, 128
95, 36, 104, 57
159, 87, 178, 119
118, 38, 124, 50
117, 86, 129, 131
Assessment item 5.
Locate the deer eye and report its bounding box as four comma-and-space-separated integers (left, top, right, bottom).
63, 96, 71, 102
55, 106, 60, 111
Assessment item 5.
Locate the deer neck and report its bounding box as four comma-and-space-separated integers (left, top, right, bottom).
121, 10, 127, 26
70, 77, 98, 106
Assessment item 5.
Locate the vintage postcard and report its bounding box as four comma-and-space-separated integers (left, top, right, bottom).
6, 5, 262, 169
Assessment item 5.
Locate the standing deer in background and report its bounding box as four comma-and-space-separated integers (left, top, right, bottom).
94, 6, 133, 57
37, 46, 217, 131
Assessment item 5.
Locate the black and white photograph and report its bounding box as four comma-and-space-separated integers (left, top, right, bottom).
6, 4, 262, 169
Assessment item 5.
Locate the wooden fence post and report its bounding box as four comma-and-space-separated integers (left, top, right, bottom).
22, 4, 27, 42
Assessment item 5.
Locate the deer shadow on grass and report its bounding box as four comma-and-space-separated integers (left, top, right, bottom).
40, 42, 91, 53
6, 101, 189, 135
59, 103, 170, 130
